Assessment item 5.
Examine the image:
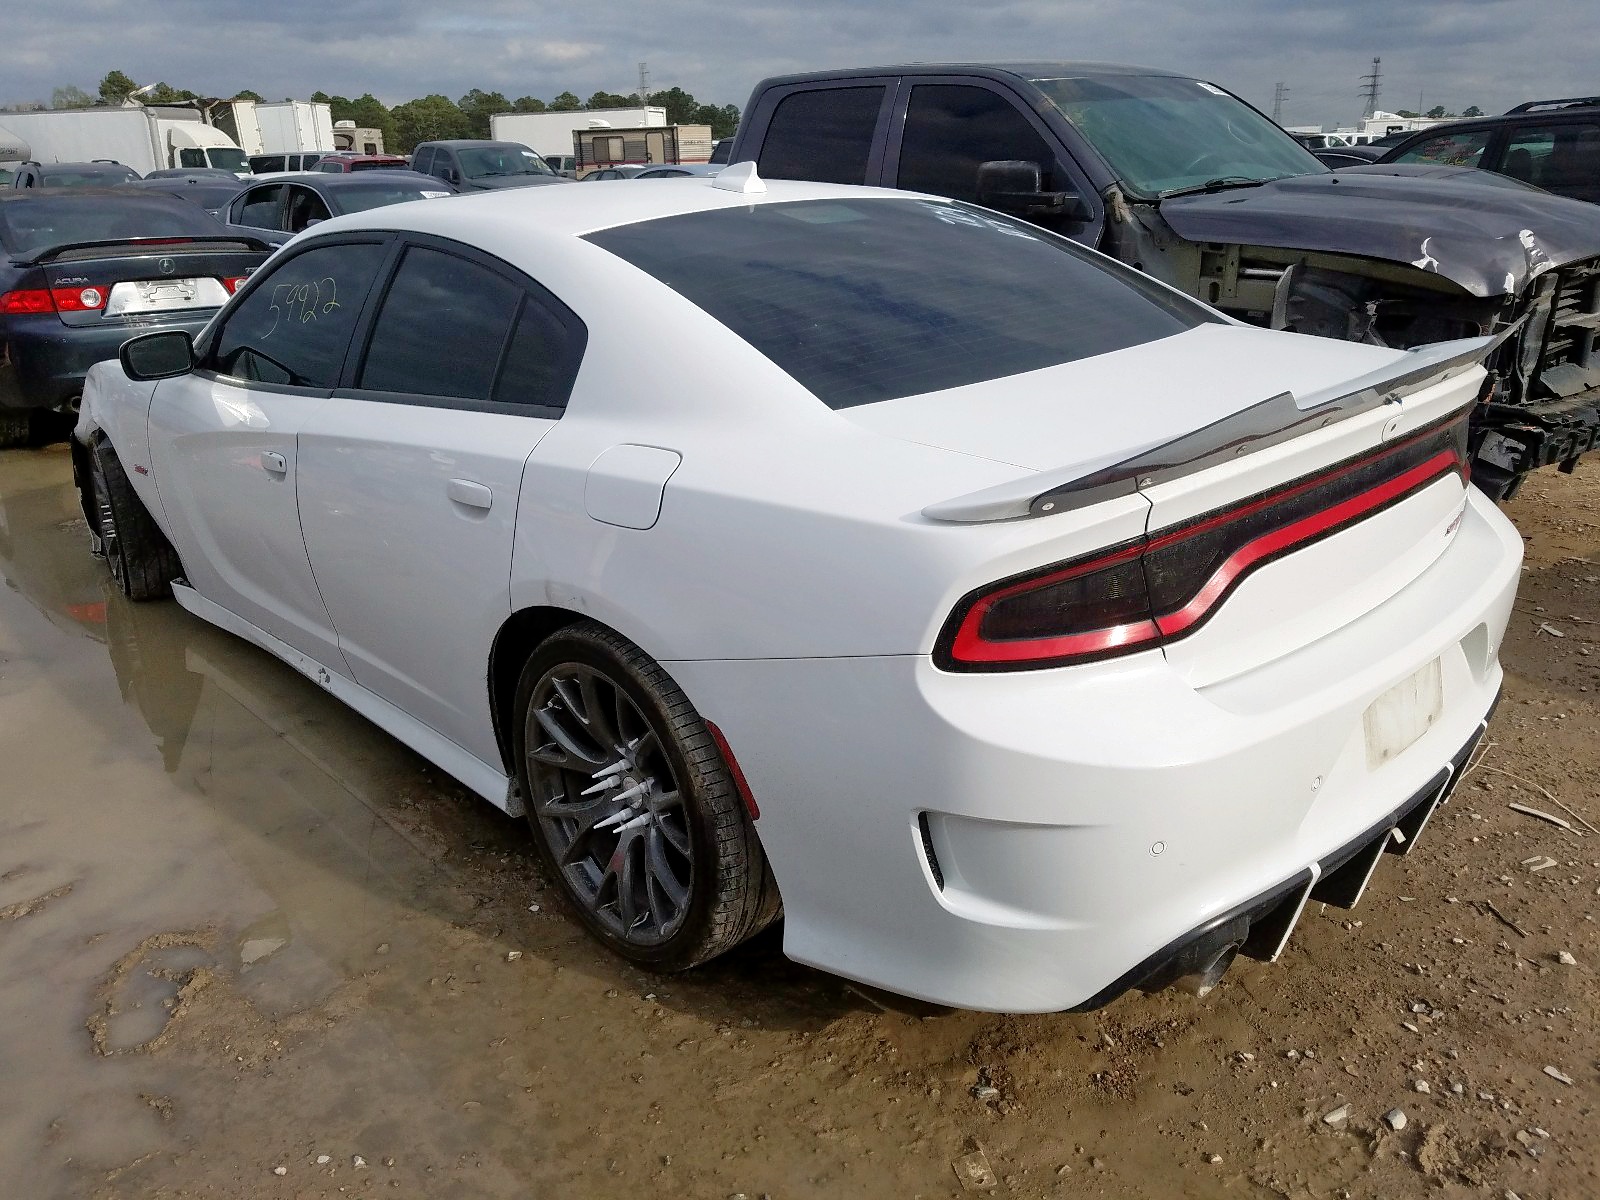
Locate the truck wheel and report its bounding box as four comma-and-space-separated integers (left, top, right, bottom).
512, 622, 780, 972
89, 439, 182, 601
0, 410, 31, 449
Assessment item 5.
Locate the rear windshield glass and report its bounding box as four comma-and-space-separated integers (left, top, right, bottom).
585, 198, 1209, 408
0, 196, 224, 257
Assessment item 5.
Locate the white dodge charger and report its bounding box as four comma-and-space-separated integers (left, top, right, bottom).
74, 164, 1522, 1012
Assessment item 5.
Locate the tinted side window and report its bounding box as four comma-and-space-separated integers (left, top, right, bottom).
1503, 123, 1600, 199
898, 84, 1061, 203
211, 240, 387, 388
758, 86, 884, 184
412, 147, 435, 174
494, 295, 586, 411
178, 148, 206, 168
234, 185, 284, 230
1393, 129, 1493, 168
358, 246, 521, 401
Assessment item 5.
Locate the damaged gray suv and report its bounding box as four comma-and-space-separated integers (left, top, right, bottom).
730, 63, 1600, 497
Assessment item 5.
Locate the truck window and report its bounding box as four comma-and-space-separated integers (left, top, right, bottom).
1502, 124, 1600, 199
179, 148, 207, 169
757, 87, 884, 185
897, 85, 1062, 204
234, 185, 285, 231
412, 148, 435, 174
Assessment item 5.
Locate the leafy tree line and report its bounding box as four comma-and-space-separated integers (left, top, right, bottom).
19, 72, 740, 153
1392, 105, 1484, 119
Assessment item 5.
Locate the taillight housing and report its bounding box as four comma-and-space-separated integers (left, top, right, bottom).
0, 286, 106, 314
936, 413, 1471, 672
221, 275, 249, 294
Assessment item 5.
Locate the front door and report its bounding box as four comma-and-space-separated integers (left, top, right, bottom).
296, 237, 587, 762
148, 236, 391, 668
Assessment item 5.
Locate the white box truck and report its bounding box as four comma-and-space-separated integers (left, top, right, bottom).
214, 100, 335, 157
0, 106, 249, 176
490, 107, 666, 173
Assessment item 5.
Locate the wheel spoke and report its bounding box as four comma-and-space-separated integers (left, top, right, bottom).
532, 704, 606, 769
579, 673, 619, 749
613, 831, 643, 930
645, 825, 689, 912
654, 807, 691, 857
551, 676, 588, 726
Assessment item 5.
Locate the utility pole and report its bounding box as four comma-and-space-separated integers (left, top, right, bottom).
637, 62, 650, 107
1359, 57, 1382, 120
1272, 81, 1290, 124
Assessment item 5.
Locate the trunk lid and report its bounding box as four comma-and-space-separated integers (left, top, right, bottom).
36, 239, 268, 329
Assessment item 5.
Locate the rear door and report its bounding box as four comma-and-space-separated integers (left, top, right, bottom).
148, 235, 391, 669
227, 183, 290, 246
295, 235, 587, 762
744, 78, 900, 186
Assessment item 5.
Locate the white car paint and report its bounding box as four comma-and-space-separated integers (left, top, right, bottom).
77, 175, 1523, 1011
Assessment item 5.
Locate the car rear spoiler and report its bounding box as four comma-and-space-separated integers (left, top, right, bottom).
17, 234, 273, 266
921, 324, 1523, 525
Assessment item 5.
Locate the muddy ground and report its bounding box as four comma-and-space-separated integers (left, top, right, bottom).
0, 443, 1596, 1200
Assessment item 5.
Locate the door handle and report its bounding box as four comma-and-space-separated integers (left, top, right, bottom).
447, 478, 493, 510
261, 451, 287, 475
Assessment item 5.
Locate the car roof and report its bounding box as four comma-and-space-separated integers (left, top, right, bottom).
304, 174, 943, 249
0, 186, 181, 203
246, 170, 435, 185
1388, 107, 1600, 142
419, 140, 529, 149
750, 61, 1189, 89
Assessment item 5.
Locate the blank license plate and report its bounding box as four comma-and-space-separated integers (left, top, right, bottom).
105, 277, 226, 315
1364, 658, 1443, 769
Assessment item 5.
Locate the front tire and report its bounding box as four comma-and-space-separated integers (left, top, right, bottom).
0, 410, 31, 449
512, 622, 778, 971
88, 439, 181, 601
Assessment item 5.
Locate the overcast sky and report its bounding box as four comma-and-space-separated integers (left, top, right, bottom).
7, 0, 1593, 128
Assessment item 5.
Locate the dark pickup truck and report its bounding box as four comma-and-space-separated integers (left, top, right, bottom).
728, 63, 1600, 498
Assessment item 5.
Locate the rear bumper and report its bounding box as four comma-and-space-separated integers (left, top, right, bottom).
672, 488, 1522, 1012
1, 311, 217, 411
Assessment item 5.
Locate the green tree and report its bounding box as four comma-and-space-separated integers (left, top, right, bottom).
146, 82, 198, 105
51, 84, 95, 109
232, 89, 263, 102
98, 69, 138, 105
586, 90, 638, 110
693, 102, 740, 138
1396, 109, 1419, 118
511, 95, 546, 112
647, 86, 701, 125
549, 91, 582, 112
390, 94, 471, 152
1461, 105, 1483, 118
1425, 105, 1447, 119
347, 93, 398, 149
457, 88, 509, 138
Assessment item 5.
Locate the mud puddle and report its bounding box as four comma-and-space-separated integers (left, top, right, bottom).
1, 444, 1597, 1199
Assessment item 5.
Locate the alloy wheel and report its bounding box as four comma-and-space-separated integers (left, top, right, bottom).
523, 664, 693, 945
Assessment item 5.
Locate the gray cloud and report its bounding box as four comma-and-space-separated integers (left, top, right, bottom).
7, 0, 1593, 126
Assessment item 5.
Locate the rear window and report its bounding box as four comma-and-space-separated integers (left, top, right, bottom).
0, 195, 224, 257
585, 198, 1209, 408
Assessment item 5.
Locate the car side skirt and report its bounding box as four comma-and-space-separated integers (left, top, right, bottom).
170, 583, 522, 816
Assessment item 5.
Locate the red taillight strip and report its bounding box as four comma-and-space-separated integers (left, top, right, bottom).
946, 540, 1159, 664
1152, 447, 1463, 639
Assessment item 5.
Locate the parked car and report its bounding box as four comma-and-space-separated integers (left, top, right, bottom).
74, 174, 1519, 1011
581, 165, 654, 181
545, 154, 578, 178
727, 63, 1600, 499
12, 161, 140, 189
222, 171, 454, 246
248, 152, 325, 174
411, 140, 571, 190
125, 175, 244, 220
633, 164, 723, 178
313, 152, 411, 173
0, 188, 268, 446
1375, 97, 1600, 204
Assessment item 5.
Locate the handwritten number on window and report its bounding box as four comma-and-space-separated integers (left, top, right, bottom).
262, 276, 340, 338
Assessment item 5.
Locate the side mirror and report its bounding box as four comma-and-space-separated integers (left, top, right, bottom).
976, 160, 1090, 221
120, 330, 195, 382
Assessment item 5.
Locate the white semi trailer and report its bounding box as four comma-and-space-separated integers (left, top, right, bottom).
213, 100, 335, 156
0, 106, 249, 176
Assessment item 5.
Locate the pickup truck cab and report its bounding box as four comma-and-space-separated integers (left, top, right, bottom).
729, 63, 1600, 496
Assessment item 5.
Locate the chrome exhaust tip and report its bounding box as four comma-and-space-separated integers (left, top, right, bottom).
1174, 941, 1241, 997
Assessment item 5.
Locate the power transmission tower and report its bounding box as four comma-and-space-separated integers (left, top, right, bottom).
1359, 57, 1381, 119
1272, 81, 1290, 124
637, 62, 650, 106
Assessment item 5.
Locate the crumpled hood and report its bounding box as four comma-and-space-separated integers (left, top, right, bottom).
1159, 165, 1600, 298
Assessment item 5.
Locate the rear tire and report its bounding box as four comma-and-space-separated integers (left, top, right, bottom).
0, 410, 31, 449
512, 622, 780, 972
88, 439, 182, 601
